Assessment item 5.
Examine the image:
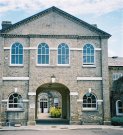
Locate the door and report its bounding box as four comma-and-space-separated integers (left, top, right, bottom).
40, 98, 48, 113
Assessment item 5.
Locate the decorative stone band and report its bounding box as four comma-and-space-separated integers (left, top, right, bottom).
4, 47, 101, 51
77, 99, 103, 102
23, 99, 29, 102
28, 92, 36, 96
77, 77, 102, 81
2, 77, 29, 81
70, 92, 78, 96
2, 99, 29, 102
2, 99, 8, 102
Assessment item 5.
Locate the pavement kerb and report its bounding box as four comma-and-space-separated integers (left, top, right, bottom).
0, 125, 123, 131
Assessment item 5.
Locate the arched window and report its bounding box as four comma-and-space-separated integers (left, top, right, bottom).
58, 43, 69, 64
11, 43, 23, 65
83, 44, 94, 65
116, 100, 123, 116
8, 93, 23, 110
37, 43, 49, 64
83, 93, 97, 110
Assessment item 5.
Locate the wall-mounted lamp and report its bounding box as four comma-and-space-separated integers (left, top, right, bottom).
51, 74, 56, 83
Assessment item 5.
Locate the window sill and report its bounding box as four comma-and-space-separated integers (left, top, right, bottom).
36, 64, 50, 66
116, 113, 123, 116
82, 108, 97, 111
82, 65, 96, 68
57, 64, 70, 67
6, 108, 24, 112
9, 64, 24, 67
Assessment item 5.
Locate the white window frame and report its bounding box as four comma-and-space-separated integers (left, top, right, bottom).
82, 44, 95, 66
36, 43, 50, 66
7, 93, 24, 111
83, 93, 97, 111
116, 100, 123, 116
10, 42, 24, 66
57, 43, 70, 66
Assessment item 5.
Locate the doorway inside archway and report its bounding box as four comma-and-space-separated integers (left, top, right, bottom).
35, 83, 70, 124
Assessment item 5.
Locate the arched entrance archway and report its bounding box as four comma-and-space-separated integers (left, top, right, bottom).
35, 83, 70, 123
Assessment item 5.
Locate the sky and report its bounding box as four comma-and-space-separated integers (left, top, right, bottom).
0, 0, 123, 57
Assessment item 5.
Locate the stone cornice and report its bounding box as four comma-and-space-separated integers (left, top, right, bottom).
0, 34, 109, 39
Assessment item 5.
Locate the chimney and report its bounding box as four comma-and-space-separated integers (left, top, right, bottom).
112, 56, 118, 59
2, 21, 12, 29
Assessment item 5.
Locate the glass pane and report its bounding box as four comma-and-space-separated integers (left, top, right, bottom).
38, 48, 41, 54
12, 48, 15, 54
11, 55, 15, 64
87, 103, 91, 107
92, 104, 96, 108
83, 104, 86, 107
46, 55, 49, 64
41, 47, 45, 54
66, 49, 69, 55
58, 48, 61, 54
42, 55, 45, 64
91, 56, 94, 63
87, 48, 90, 54
46, 48, 49, 54
61, 55, 65, 64
9, 104, 13, 108
16, 55, 19, 64
87, 56, 90, 63
58, 55, 61, 64
19, 55, 23, 64
38, 55, 41, 64
83, 49, 86, 55
83, 56, 86, 63
16, 46, 19, 54
91, 49, 94, 54
119, 109, 123, 113
19, 48, 23, 54
62, 47, 65, 54
118, 101, 122, 107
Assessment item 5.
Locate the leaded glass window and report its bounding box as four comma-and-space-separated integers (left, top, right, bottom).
11, 43, 23, 65
83, 93, 97, 110
58, 43, 69, 64
37, 43, 49, 64
83, 44, 94, 65
8, 93, 23, 109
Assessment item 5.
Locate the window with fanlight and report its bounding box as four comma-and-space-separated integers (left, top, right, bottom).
83, 93, 97, 110
8, 93, 23, 110
11, 42, 23, 65
83, 44, 95, 65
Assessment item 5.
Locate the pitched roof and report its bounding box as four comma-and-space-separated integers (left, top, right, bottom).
0, 6, 111, 37
108, 57, 123, 67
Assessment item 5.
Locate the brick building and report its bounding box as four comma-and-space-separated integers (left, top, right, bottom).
0, 6, 112, 125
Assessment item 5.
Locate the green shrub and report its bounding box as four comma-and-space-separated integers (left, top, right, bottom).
50, 107, 62, 118
111, 117, 123, 126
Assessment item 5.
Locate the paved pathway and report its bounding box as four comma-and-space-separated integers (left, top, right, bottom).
0, 125, 123, 131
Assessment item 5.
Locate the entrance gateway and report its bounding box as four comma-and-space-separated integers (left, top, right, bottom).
35, 83, 70, 122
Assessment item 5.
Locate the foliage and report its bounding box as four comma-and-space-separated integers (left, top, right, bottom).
111, 116, 123, 126
50, 107, 62, 118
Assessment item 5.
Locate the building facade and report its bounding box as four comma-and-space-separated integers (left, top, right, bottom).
0, 6, 111, 125
109, 57, 123, 117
